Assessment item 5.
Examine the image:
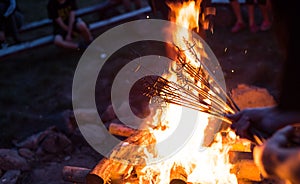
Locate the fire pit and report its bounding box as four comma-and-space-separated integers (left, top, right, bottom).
66, 1, 280, 184
84, 123, 255, 184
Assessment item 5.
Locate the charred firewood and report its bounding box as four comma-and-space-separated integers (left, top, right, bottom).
108, 122, 137, 138
169, 164, 187, 184
86, 130, 157, 183
62, 166, 91, 183
231, 159, 263, 182
86, 157, 136, 184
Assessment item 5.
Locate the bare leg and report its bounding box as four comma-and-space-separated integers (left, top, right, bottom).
76, 20, 93, 43
54, 35, 78, 50
247, 4, 255, 26
230, 0, 244, 24
247, 4, 258, 32
259, 4, 272, 31
7, 15, 21, 43
266, 0, 272, 16
230, 0, 246, 33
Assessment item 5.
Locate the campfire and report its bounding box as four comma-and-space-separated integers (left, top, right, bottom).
82, 1, 262, 183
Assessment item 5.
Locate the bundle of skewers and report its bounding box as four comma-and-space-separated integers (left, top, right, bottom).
143, 38, 239, 124
142, 38, 268, 145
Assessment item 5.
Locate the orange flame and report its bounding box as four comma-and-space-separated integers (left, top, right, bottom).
139, 1, 239, 183
167, 0, 201, 32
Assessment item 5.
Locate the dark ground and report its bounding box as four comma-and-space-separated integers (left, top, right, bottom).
0, 2, 283, 183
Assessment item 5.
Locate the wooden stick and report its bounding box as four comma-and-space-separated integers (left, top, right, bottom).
169, 164, 188, 184
170, 179, 187, 184
86, 157, 135, 184
108, 122, 137, 137
170, 164, 188, 184
231, 159, 262, 182
87, 130, 156, 183
86, 158, 113, 184
62, 166, 91, 183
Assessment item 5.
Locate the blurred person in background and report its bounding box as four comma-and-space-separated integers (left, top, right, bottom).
47, 0, 93, 50
228, 0, 300, 183
121, 0, 142, 12
110, 0, 142, 13
0, 0, 23, 48
253, 125, 300, 184
229, 0, 272, 33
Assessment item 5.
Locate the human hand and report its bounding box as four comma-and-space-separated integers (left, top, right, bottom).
226, 106, 282, 142
253, 125, 300, 183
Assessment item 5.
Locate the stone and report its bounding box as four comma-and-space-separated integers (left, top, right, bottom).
40, 131, 73, 154
60, 109, 77, 135
0, 170, 21, 184
18, 148, 35, 160
0, 149, 30, 171
35, 147, 45, 157
231, 84, 277, 110
101, 105, 116, 123
14, 128, 52, 150
14, 126, 73, 156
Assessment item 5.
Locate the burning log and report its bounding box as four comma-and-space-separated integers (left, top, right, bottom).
169, 164, 188, 184
231, 159, 263, 182
85, 1, 269, 183
62, 166, 91, 183
170, 179, 187, 184
108, 122, 137, 137
225, 134, 262, 182
87, 158, 117, 184
87, 130, 156, 183
86, 157, 136, 184
229, 139, 253, 152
